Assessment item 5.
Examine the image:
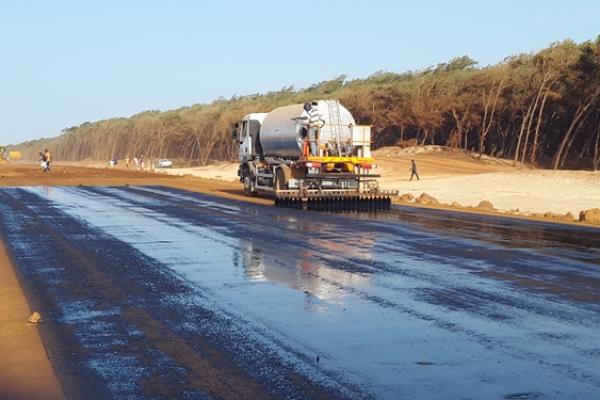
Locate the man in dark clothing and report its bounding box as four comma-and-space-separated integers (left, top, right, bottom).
410, 159, 420, 181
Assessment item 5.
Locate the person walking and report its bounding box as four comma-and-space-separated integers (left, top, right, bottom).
43, 149, 52, 172
409, 159, 420, 181
39, 151, 47, 172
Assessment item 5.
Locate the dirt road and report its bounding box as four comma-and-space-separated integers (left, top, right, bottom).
1, 184, 599, 399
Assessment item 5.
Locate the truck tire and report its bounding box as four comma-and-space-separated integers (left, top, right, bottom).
242, 168, 256, 196
274, 168, 287, 191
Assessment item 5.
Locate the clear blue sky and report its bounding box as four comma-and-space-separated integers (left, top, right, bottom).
1, 0, 599, 145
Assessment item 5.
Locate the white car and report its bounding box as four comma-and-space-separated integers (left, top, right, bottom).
156, 159, 173, 168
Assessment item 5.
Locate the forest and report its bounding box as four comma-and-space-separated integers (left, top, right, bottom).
13, 37, 600, 170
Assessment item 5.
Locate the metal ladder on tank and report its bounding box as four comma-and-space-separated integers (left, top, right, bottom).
327, 100, 344, 156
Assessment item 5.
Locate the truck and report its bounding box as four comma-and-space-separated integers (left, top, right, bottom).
232, 99, 395, 208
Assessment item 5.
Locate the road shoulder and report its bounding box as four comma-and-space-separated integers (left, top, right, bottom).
0, 238, 64, 400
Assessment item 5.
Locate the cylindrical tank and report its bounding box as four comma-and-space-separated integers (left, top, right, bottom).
259, 100, 356, 159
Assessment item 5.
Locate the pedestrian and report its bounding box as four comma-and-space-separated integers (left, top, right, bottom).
125, 156, 130, 169
43, 149, 52, 172
409, 159, 420, 181
133, 156, 139, 168
39, 151, 47, 172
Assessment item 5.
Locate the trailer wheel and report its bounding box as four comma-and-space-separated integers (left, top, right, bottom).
274, 168, 287, 191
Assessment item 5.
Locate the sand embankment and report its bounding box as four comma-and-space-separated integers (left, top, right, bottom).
155, 147, 600, 220
0, 239, 64, 400
383, 170, 600, 216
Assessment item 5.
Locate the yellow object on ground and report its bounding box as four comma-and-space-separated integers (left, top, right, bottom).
9, 151, 22, 161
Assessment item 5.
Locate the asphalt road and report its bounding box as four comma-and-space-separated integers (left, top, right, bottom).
0, 186, 599, 400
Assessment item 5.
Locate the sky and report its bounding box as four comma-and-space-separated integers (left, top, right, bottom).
1, 0, 599, 145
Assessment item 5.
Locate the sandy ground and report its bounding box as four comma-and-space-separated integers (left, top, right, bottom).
0, 240, 64, 400
161, 161, 240, 182
0, 164, 270, 207
384, 170, 600, 216
157, 147, 600, 218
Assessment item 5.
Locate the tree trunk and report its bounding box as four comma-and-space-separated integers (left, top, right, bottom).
451, 103, 472, 153
463, 121, 472, 152
553, 98, 596, 169
530, 87, 551, 165
520, 80, 546, 167
479, 80, 503, 158
594, 122, 600, 171
514, 102, 534, 167
559, 118, 588, 169
200, 137, 218, 165
451, 108, 463, 150
446, 128, 460, 149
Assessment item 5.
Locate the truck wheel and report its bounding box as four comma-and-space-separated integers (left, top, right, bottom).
274, 168, 287, 191
243, 170, 257, 196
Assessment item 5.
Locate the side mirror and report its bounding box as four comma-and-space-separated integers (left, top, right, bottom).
231, 122, 239, 141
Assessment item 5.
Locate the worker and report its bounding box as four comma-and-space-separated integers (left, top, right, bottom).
39, 152, 46, 171
305, 102, 323, 156
409, 159, 420, 181
43, 149, 52, 172
308, 128, 318, 156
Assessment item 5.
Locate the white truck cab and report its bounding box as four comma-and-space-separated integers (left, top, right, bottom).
233, 113, 268, 161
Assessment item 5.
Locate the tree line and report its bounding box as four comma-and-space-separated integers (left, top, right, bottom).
13, 37, 600, 170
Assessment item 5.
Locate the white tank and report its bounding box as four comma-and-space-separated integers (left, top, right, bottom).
259, 100, 356, 159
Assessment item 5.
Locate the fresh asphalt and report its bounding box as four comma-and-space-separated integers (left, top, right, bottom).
0, 186, 599, 400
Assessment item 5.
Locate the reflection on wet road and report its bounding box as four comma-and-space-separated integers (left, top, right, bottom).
0, 186, 599, 399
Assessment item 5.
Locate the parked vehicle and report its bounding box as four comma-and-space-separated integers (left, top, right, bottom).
156, 159, 173, 168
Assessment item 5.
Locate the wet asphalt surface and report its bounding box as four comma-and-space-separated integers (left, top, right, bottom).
0, 186, 599, 400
